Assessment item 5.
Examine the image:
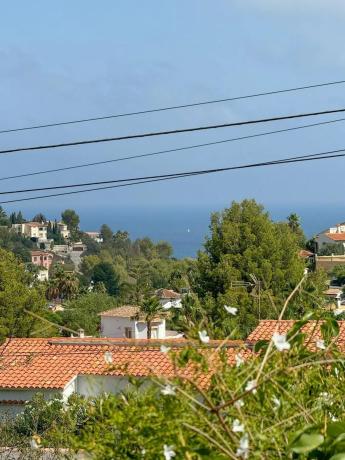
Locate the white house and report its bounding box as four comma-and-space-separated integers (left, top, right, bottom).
0, 337, 242, 417
316, 223, 345, 253
155, 288, 182, 309
85, 231, 103, 243
100, 305, 167, 339
12, 222, 48, 240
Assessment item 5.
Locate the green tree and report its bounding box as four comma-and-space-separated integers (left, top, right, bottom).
0, 207, 9, 226
194, 200, 305, 337
92, 262, 121, 296
155, 241, 173, 259
100, 224, 113, 244
46, 267, 79, 301
32, 213, 46, 223
59, 291, 116, 336
318, 242, 344, 256
137, 296, 165, 338
0, 248, 45, 341
61, 209, 80, 233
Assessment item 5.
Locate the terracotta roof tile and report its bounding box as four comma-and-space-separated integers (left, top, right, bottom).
0, 338, 247, 390
325, 233, 345, 241
155, 289, 181, 299
99, 305, 141, 317
247, 320, 345, 343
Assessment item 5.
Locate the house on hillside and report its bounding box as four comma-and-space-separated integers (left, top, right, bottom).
155, 288, 182, 309
12, 222, 48, 240
0, 337, 245, 417
85, 231, 103, 243
31, 250, 54, 270
316, 223, 345, 253
100, 305, 183, 339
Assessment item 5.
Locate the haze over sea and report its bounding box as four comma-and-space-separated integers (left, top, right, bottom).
68, 203, 345, 259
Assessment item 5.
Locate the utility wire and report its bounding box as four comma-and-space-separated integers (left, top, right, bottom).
1, 107, 345, 156
0, 147, 345, 196
2, 146, 345, 205
1, 116, 344, 183
1, 78, 345, 135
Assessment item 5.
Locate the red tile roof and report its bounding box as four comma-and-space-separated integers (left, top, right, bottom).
325, 233, 345, 241
247, 320, 345, 343
156, 289, 181, 299
298, 249, 314, 258
0, 338, 247, 390
99, 305, 141, 318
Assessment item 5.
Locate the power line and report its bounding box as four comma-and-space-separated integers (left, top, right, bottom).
1, 146, 345, 196
1, 146, 345, 205
1, 116, 344, 183
1, 78, 345, 135
1, 107, 345, 156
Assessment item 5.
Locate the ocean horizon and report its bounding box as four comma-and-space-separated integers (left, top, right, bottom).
75, 203, 345, 259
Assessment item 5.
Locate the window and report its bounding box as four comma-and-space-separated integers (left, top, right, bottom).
151, 327, 159, 339
125, 327, 132, 338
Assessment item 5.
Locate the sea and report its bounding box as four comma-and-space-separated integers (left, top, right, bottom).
77, 204, 345, 259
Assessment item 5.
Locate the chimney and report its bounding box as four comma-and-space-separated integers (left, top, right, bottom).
78, 328, 85, 338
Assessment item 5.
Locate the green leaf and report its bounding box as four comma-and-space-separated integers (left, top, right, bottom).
290, 433, 324, 454
253, 339, 269, 352
327, 422, 345, 439
321, 318, 340, 340
330, 454, 345, 460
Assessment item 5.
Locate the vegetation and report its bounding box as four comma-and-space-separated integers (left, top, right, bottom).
192, 200, 307, 337
0, 248, 46, 342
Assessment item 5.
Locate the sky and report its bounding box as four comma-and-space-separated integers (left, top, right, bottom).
1, 1, 345, 226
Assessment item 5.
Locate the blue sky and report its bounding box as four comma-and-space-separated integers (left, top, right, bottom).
1, 0, 345, 220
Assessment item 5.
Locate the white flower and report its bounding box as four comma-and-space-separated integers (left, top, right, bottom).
234, 399, 244, 409
272, 396, 281, 409
161, 384, 176, 396
334, 309, 344, 316
163, 444, 176, 460
104, 351, 113, 365
316, 339, 326, 350
160, 345, 171, 354
163, 301, 172, 310
30, 438, 40, 449
245, 380, 257, 394
232, 419, 245, 433
272, 332, 290, 351
236, 433, 249, 459
224, 305, 238, 315
235, 354, 245, 368
198, 330, 210, 344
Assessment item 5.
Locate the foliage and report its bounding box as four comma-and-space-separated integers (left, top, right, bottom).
193, 199, 306, 337
91, 262, 121, 296
331, 265, 345, 287
0, 226, 35, 262
57, 312, 345, 459
319, 243, 345, 256
46, 266, 79, 301
137, 296, 166, 338
61, 209, 80, 236
0, 248, 46, 341
58, 291, 117, 336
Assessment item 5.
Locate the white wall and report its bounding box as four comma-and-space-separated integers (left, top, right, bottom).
76, 375, 151, 397
101, 316, 136, 338
101, 316, 166, 339
63, 377, 77, 403
0, 388, 62, 419
135, 320, 165, 338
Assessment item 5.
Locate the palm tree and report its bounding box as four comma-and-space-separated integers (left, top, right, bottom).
287, 213, 301, 233
57, 271, 79, 300
137, 296, 165, 339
